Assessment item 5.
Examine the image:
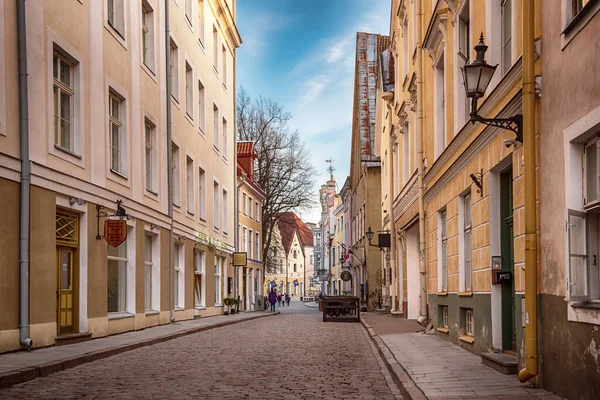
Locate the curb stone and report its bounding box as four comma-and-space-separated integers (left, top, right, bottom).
0, 312, 278, 389
360, 317, 427, 400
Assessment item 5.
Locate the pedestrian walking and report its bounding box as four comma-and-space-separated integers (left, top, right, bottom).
285, 294, 290, 306
278, 294, 283, 307
268, 289, 277, 312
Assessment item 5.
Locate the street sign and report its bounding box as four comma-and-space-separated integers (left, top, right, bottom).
233, 252, 247, 266
104, 220, 127, 247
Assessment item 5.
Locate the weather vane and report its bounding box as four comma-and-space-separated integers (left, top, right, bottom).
325, 158, 335, 177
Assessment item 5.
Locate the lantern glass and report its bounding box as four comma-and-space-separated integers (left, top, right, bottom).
366, 226, 374, 242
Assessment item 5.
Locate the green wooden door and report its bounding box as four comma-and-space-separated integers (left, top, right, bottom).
500, 169, 516, 351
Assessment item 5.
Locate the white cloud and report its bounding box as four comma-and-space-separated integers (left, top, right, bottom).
298, 75, 331, 107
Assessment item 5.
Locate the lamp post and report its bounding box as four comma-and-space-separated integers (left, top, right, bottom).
461, 34, 523, 143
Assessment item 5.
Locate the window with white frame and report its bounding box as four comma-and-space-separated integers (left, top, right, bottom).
222, 45, 227, 87
198, 166, 206, 221
107, 0, 125, 38
222, 189, 228, 234
402, 17, 409, 77
109, 91, 127, 176
185, 62, 193, 118
213, 104, 219, 150
53, 51, 75, 152
213, 26, 219, 73
402, 123, 409, 184
243, 193, 247, 215
249, 229, 253, 259
456, 1, 470, 129
141, 1, 155, 72
256, 232, 260, 261
198, 0, 205, 45
465, 309, 474, 336
198, 80, 205, 133
213, 180, 220, 230
169, 39, 179, 101
144, 234, 153, 311
256, 201, 260, 222
442, 306, 449, 328
248, 196, 253, 219
242, 227, 247, 252
186, 156, 194, 214
463, 194, 473, 291
185, 0, 192, 25
214, 255, 222, 304
222, 117, 228, 159
174, 243, 184, 308
310, 255, 314, 265
434, 53, 446, 158
194, 249, 205, 308
501, 0, 512, 75
439, 210, 448, 292
172, 142, 180, 206
107, 227, 131, 313
145, 119, 157, 192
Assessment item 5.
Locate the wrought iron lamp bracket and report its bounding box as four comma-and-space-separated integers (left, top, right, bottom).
95, 200, 129, 240
470, 169, 484, 197
471, 114, 523, 143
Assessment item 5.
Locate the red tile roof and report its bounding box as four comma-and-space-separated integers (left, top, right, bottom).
277, 212, 313, 255
237, 141, 256, 157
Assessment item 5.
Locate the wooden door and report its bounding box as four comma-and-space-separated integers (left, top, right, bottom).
57, 247, 74, 334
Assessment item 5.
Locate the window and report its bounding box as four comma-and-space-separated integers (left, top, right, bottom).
214, 255, 222, 304
144, 120, 157, 192
222, 189, 228, 234
249, 229, 253, 259
213, 181, 220, 230
501, 0, 512, 75
568, 210, 590, 300
144, 234, 153, 311
403, 123, 409, 184
186, 156, 194, 214
310, 255, 314, 265
169, 39, 179, 101
194, 250, 205, 308
256, 201, 260, 222
172, 143, 180, 206
294, 263, 297, 273
141, 2, 155, 71
53, 52, 74, 152
465, 309, 474, 336
213, 104, 219, 150
198, 0, 205, 45
198, 80, 205, 133
463, 194, 472, 291
107, 230, 130, 313
293, 250, 297, 259
585, 137, 600, 207
402, 17, 409, 77
109, 91, 126, 176
332, 247, 336, 266
242, 227, 247, 252
243, 193, 247, 215
256, 232, 260, 261
213, 26, 219, 73
198, 167, 206, 221
107, 0, 125, 38
185, 0, 192, 25
174, 243, 184, 308
456, 1, 470, 128
439, 210, 448, 292
185, 62, 193, 118
222, 45, 227, 87
222, 117, 228, 159
442, 306, 449, 328
248, 196, 253, 218
434, 53, 446, 158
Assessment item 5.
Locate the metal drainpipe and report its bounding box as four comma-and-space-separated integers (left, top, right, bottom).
165, 0, 174, 323
17, 0, 33, 349
382, 93, 397, 313
518, 0, 538, 383
416, 0, 428, 320
235, 174, 246, 309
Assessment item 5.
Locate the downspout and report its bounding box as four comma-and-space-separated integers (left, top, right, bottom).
518, 0, 538, 383
17, 0, 33, 349
416, 0, 428, 320
165, 0, 174, 323
233, 44, 239, 310
382, 92, 397, 313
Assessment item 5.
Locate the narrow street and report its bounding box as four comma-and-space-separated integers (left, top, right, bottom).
0, 302, 402, 399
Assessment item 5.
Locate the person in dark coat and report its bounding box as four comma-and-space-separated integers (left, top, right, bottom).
285, 294, 290, 306
268, 289, 277, 312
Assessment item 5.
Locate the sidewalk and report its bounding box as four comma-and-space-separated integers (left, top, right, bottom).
0, 310, 278, 389
361, 313, 562, 400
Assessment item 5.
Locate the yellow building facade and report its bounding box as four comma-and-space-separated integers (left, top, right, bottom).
0, 0, 240, 353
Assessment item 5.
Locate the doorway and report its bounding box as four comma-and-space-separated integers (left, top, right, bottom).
55, 212, 79, 335
500, 169, 516, 351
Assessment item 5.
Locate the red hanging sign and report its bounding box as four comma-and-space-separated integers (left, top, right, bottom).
104, 219, 127, 247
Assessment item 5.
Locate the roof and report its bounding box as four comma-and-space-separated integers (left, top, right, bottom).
236, 165, 266, 198
237, 141, 257, 158
277, 212, 314, 255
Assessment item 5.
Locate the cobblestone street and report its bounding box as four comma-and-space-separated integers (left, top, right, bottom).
0, 302, 402, 399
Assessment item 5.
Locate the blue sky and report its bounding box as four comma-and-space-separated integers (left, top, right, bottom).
236, 0, 391, 223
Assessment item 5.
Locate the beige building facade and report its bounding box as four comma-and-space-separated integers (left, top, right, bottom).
0, 0, 241, 353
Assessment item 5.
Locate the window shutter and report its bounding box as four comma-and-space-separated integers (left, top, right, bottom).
568, 209, 590, 301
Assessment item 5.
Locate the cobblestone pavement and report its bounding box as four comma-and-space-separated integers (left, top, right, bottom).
0, 302, 402, 399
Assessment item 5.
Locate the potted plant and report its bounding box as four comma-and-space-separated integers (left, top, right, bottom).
223, 298, 231, 315
230, 298, 239, 314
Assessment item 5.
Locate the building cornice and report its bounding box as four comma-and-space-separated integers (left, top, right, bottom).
211, 0, 242, 50
423, 6, 448, 63
393, 171, 418, 222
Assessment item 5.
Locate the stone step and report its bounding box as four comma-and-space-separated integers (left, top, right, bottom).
55, 332, 92, 347
481, 352, 518, 375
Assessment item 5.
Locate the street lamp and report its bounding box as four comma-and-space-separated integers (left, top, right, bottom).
461, 33, 523, 143
366, 226, 391, 248
366, 226, 374, 243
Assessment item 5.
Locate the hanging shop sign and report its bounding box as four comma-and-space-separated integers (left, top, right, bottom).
104, 220, 127, 247
233, 252, 247, 266
294, 279, 299, 287
341, 271, 352, 282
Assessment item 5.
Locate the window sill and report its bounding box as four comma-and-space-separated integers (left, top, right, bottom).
145, 310, 160, 316
198, 127, 206, 137
213, 66, 219, 77
104, 23, 127, 50
141, 62, 157, 82
459, 335, 475, 344
145, 188, 159, 198
214, 303, 223, 307
571, 301, 600, 310
194, 305, 206, 310
198, 39, 206, 53
222, 82, 227, 92
171, 96, 180, 110
213, 145, 220, 155
185, 113, 194, 126
458, 291, 473, 297
436, 292, 448, 296
108, 312, 134, 320
174, 307, 185, 312
187, 210, 195, 217
110, 168, 129, 180
54, 144, 82, 159
437, 327, 449, 333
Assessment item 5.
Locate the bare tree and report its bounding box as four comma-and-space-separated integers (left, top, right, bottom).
237, 87, 316, 273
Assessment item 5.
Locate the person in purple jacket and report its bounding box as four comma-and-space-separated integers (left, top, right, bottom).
268, 288, 278, 312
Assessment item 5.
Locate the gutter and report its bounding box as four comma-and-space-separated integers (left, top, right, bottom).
17, 0, 32, 349
165, 0, 174, 323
